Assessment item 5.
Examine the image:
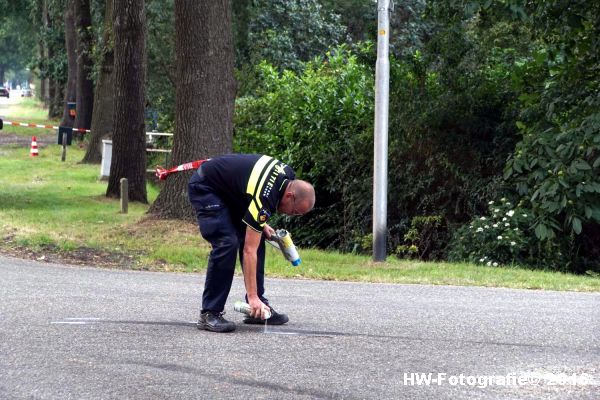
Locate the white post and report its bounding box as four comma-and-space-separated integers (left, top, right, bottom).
373, 0, 391, 262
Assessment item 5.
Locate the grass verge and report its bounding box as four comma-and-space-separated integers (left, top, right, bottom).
0, 145, 598, 292
0, 98, 59, 137
0, 98, 598, 292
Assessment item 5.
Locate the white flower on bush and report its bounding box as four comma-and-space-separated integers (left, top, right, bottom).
476, 227, 484, 233
488, 201, 494, 205
480, 217, 486, 221
493, 262, 498, 267
505, 223, 510, 227
510, 241, 516, 246
502, 217, 508, 221
494, 209, 500, 213
522, 214, 528, 218
493, 223, 499, 228
497, 235, 503, 240
487, 261, 492, 266
484, 225, 489, 229
479, 258, 485, 262
506, 210, 515, 217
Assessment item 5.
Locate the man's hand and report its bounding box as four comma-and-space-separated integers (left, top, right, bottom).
248, 295, 270, 320
263, 224, 275, 239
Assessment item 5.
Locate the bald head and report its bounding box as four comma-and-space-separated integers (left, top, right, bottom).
278, 179, 315, 216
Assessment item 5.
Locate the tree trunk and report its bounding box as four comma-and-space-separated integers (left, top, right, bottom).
106, 0, 147, 203
40, 0, 50, 108
60, 0, 77, 128
48, 79, 63, 118
148, 0, 236, 219
74, 0, 94, 131
81, 0, 115, 164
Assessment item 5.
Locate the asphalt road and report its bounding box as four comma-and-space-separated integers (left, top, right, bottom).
0, 255, 598, 399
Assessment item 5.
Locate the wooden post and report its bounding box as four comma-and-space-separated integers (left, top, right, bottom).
61, 132, 67, 162
120, 178, 128, 214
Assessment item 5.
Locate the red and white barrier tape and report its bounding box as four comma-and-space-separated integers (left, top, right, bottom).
1, 120, 90, 133
155, 159, 206, 180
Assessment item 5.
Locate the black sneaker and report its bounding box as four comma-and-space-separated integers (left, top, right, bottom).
198, 311, 236, 332
243, 306, 289, 325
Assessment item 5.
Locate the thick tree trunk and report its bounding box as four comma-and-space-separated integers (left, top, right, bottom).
148, 0, 236, 219
106, 0, 147, 203
74, 0, 94, 131
60, 0, 77, 128
81, 0, 115, 164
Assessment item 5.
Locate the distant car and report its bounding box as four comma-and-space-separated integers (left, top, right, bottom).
0, 87, 9, 98
21, 88, 32, 97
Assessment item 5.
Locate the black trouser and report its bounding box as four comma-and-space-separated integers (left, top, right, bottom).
188, 175, 267, 313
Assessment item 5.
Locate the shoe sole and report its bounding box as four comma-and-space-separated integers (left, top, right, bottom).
243, 316, 289, 325
197, 322, 236, 333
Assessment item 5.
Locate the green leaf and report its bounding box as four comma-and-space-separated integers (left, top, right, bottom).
572, 217, 582, 234
535, 223, 548, 239
572, 159, 592, 170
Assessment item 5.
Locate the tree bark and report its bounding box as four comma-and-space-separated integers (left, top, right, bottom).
40, 0, 50, 107
60, 0, 77, 128
81, 0, 114, 164
48, 79, 63, 118
74, 0, 94, 130
148, 0, 236, 219
106, 0, 147, 203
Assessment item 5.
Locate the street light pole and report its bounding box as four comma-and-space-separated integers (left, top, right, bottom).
373, 0, 391, 262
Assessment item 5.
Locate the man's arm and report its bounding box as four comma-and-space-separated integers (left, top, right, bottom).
242, 226, 269, 319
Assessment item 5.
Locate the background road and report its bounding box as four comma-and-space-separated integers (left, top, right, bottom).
0, 255, 598, 399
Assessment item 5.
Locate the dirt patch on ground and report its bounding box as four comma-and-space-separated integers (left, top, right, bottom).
0, 218, 205, 271
0, 241, 143, 270
0, 231, 146, 270
125, 216, 199, 238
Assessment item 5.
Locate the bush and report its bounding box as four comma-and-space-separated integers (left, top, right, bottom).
395, 215, 448, 260
448, 198, 571, 270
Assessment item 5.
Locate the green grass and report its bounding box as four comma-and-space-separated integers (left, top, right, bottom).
0, 99, 599, 292
0, 98, 59, 136
0, 144, 598, 292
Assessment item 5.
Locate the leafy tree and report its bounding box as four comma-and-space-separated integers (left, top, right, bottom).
0, 0, 36, 85
246, 0, 346, 71
501, 0, 600, 271
145, 0, 176, 131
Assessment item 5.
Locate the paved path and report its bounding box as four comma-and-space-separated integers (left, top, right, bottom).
0, 255, 598, 399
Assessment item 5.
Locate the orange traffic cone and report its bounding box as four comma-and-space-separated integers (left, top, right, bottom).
30, 136, 39, 157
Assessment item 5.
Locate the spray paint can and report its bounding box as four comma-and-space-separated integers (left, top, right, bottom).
234, 301, 272, 320
273, 229, 301, 266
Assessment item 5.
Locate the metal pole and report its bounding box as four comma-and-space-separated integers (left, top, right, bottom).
373, 0, 391, 262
